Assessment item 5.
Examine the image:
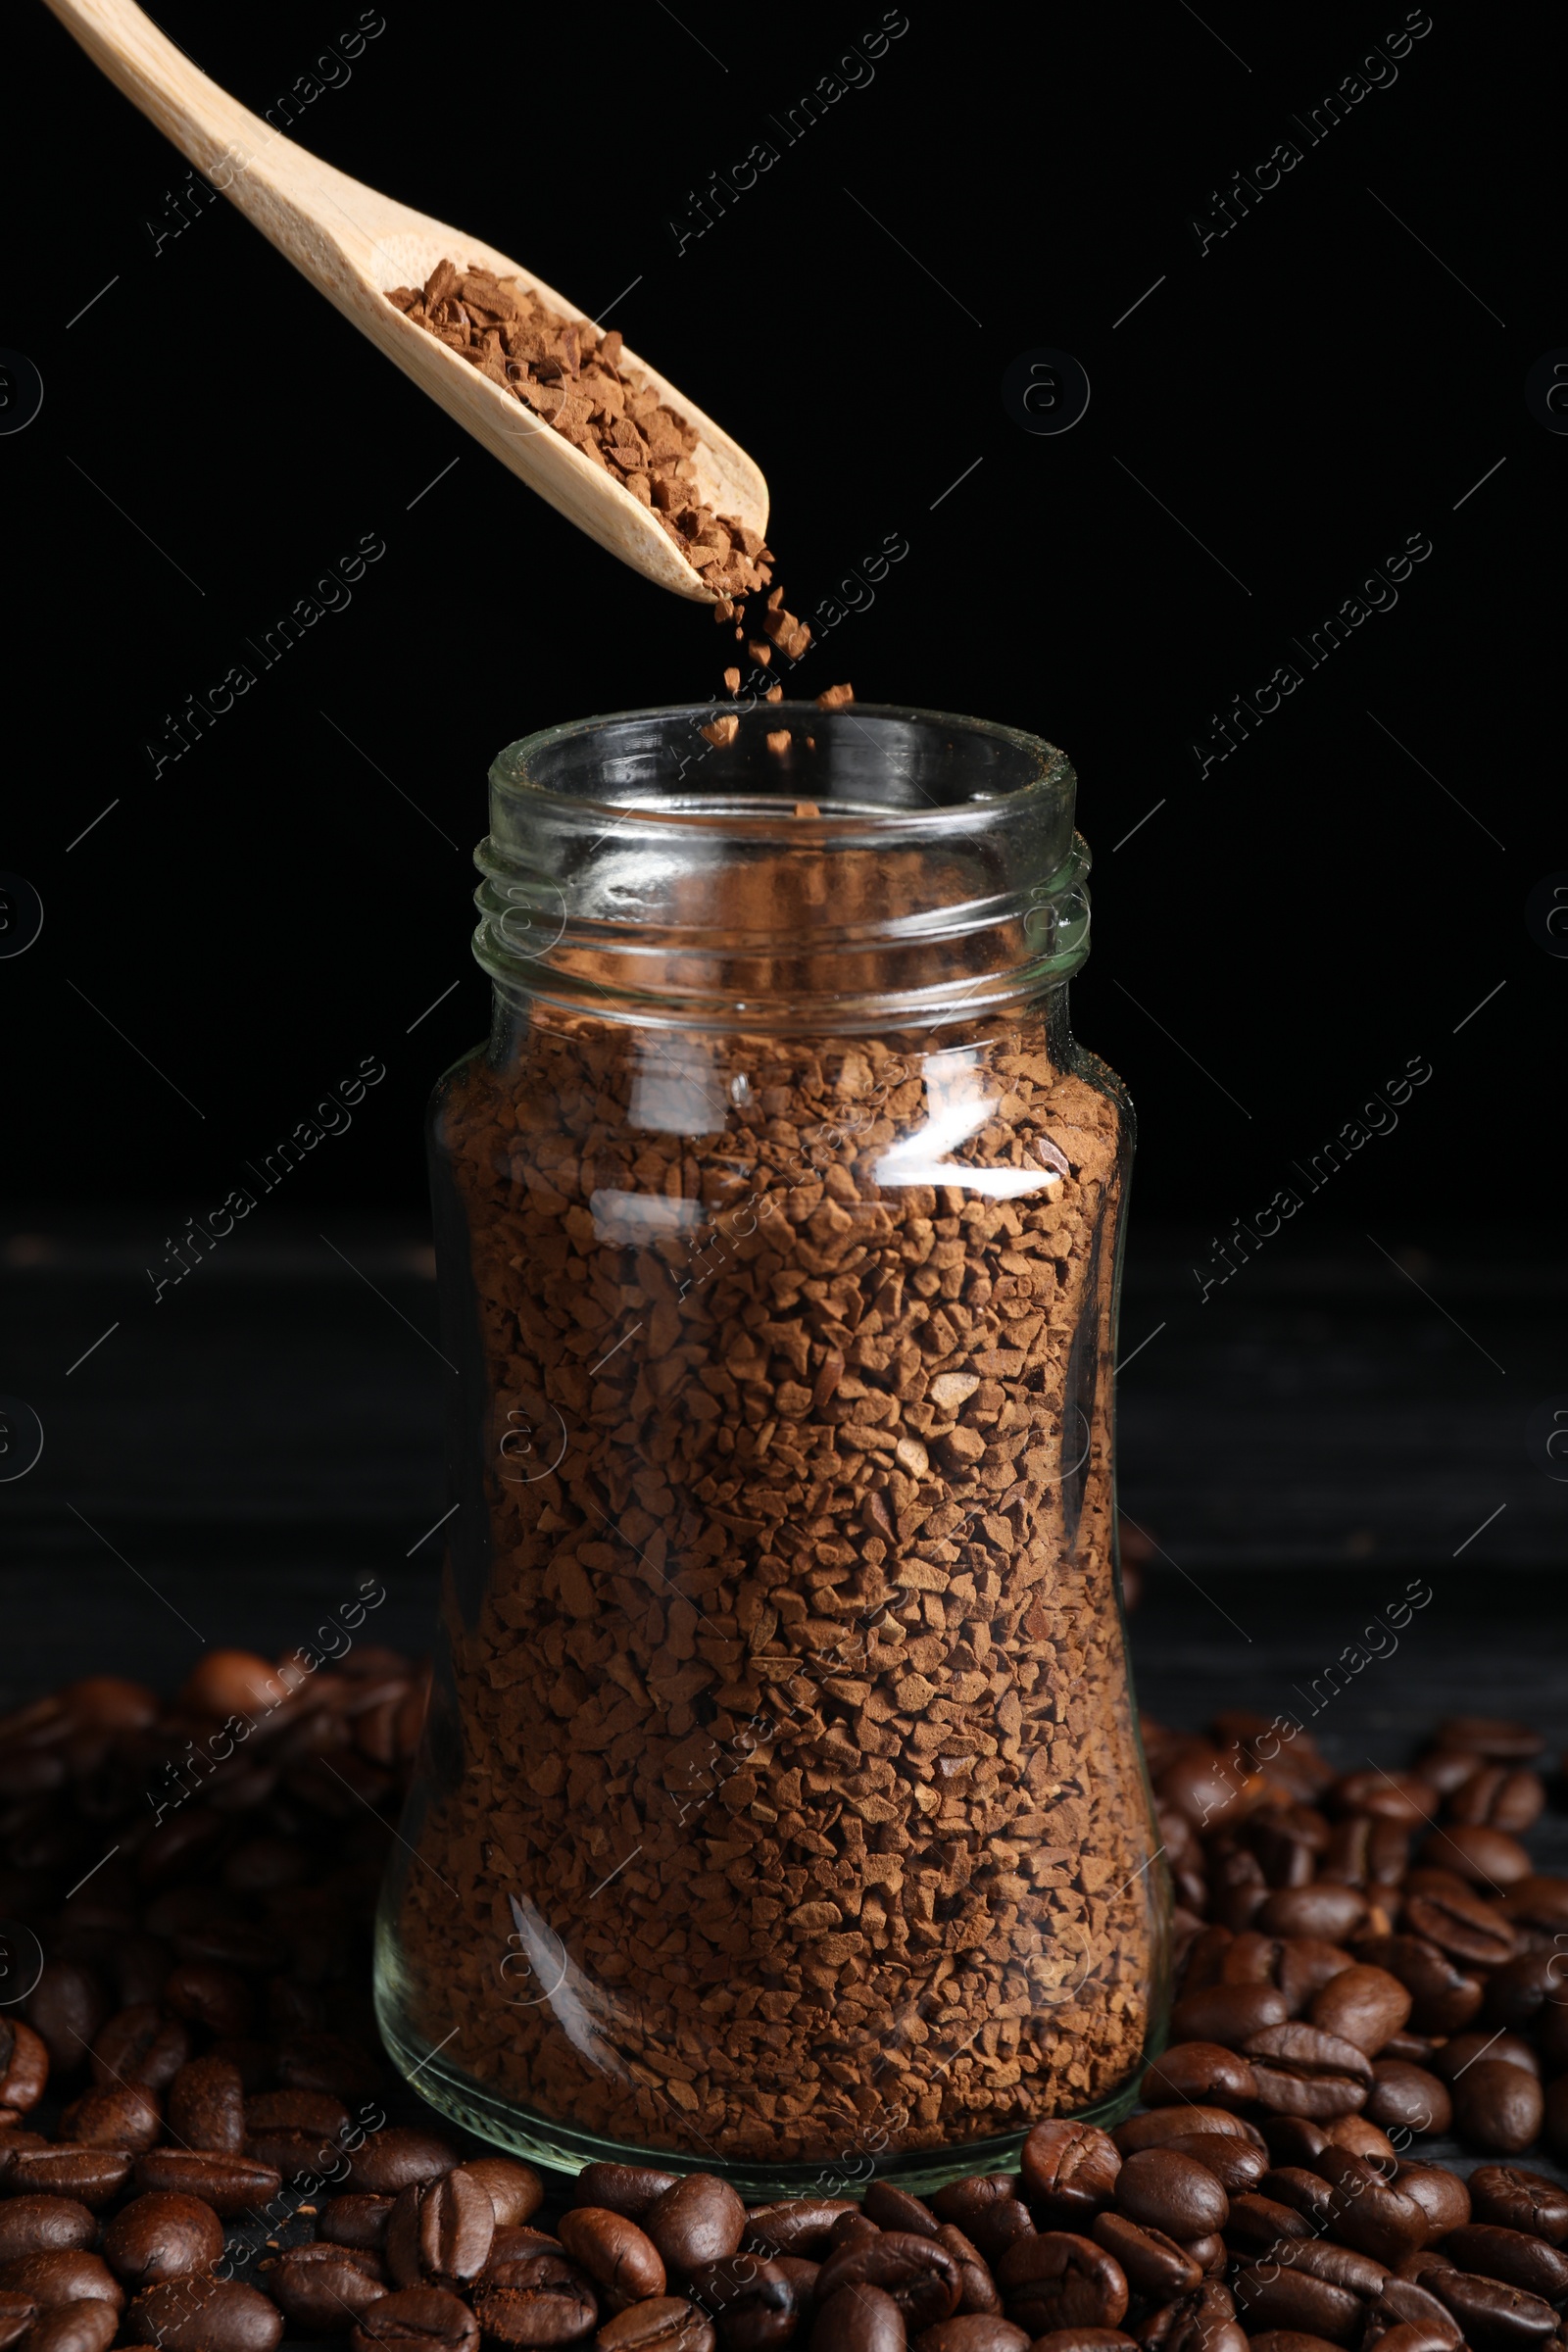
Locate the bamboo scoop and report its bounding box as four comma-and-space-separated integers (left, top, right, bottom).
41, 0, 767, 600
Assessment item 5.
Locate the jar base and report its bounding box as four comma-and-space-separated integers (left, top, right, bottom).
373, 1944, 1148, 2200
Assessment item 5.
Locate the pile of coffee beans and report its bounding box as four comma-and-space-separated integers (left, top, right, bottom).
1148, 1706, 1568, 2166
5, 1650, 1568, 2352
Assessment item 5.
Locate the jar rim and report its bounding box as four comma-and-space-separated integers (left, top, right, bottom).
487, 700, 1074, 838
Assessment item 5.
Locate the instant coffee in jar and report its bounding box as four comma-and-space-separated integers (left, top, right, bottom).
374, 703, 1170, 2193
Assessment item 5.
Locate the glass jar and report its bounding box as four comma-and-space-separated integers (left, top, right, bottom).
374, 702, 1169, 2195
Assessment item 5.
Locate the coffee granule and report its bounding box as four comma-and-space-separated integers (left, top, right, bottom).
385, 265, 809, 704
387, 263, 771, 610
393, 1008, 1161, 2162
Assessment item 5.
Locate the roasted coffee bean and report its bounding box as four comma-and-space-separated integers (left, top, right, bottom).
772, 2261, 817, 2318
1355, 1938, 1484, 2036
324, 2195, 399, 2250
24, 1964, 108, 2076
598, 2298, 715, 2352
90, 2005, 191, 2091
934, 2228, 1000, 2318
1395, 2253, 1460, 2287
1230, 2264, 1361, 2346
1419, 1748, 1490, 1794
1389, 2163, 1470, 2246
24, 2305, 120, 2352
829, 2222, 889, 2254
411, 2173, 503, 2285
133, 2149, 282, 2217
0, 2289, 35, 2352
0, 2252, 122, 2309
815, 2234, 961, 2330
1258, 2171, 1337, 2230
351, 2287, 480, 2352
1332, 1772, 1435, 1827
1311, 2151, 1428, 2265
865, 2186, 940, 2238
1169, 1984, 1290, 2045
1180, 2235, 1226, 2278
808, 2283, 901, 2352
912, 2322, 1029, 2352
1501, 1877, 1568, 1935
0, 2024, 47, 2114
1470, 2170, 1568, 2246
1444, 2229, 1568, 2304
347, 2132, 463, 2197
1155, 2136, 1267, 2194
169, 2055, 247, 2153
1242, 2023, 1373, 2118
492, 2232, 572, 2266
1090, 2215, 1200, 2303
59, 2083, 161, 2150
1021, 2332, 1136, 2352
996, 2233, 1129, 2334
1449, 1767, 1546, 1835
461, 2159, 543, 2229
1363, 2277, 1462, 2347
1223, 2195, 1315, 2253
1279, 2241, 1390, 2297
1365, 2061, 1453, 2135
474, 2254, 599, 2345
1422, 1827, 1534, 1887
1482, 1952, 1563, 2035
1433, 2271, 1557, 2352
1142, 2046, 1257, 2111
1260, 2120, 1331, 2167
0, 2201, 96, 2264
0, 2135, 49, 2180
1436, 2030, 1540, 2082
162, 1962, 253, 2039
1452, 2061, 1545, 2155
1, 2147, 129, 2208
245, 2085, 350, 2176
1115, 2111, 1260, 2157
931, 2182, 1022, 2241
267, 2242, 388, 2332
1021, 2125, 1123, 2224
1275, 1940, 1358, 2013
1136, 2278, 1242, 2352
103, 2191, 224, 2287
645, 2180, 747, 2279
576, 2173, 682, 2225
1247, 2335, 1347, 2352
689, 2255, 796, 2352
1113, 2152, 1228, 2241
1215, 1932, 1283, 1986
1403, 1886, 1517, 1970
561, 2213, 666, 2310
1258, 1886, 1369, 1943
745, 2207, 858, 2261
1307, 1966, 1412, 2055
1324, 2117, 1397, 2169
946, 2202, 1032, 2265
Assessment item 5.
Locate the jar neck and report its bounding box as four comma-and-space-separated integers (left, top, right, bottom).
472, 702, 1093, 1034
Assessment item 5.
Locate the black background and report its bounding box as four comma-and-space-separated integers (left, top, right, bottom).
3, 1, 1565, 1669
5, 0, 1558, 1227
